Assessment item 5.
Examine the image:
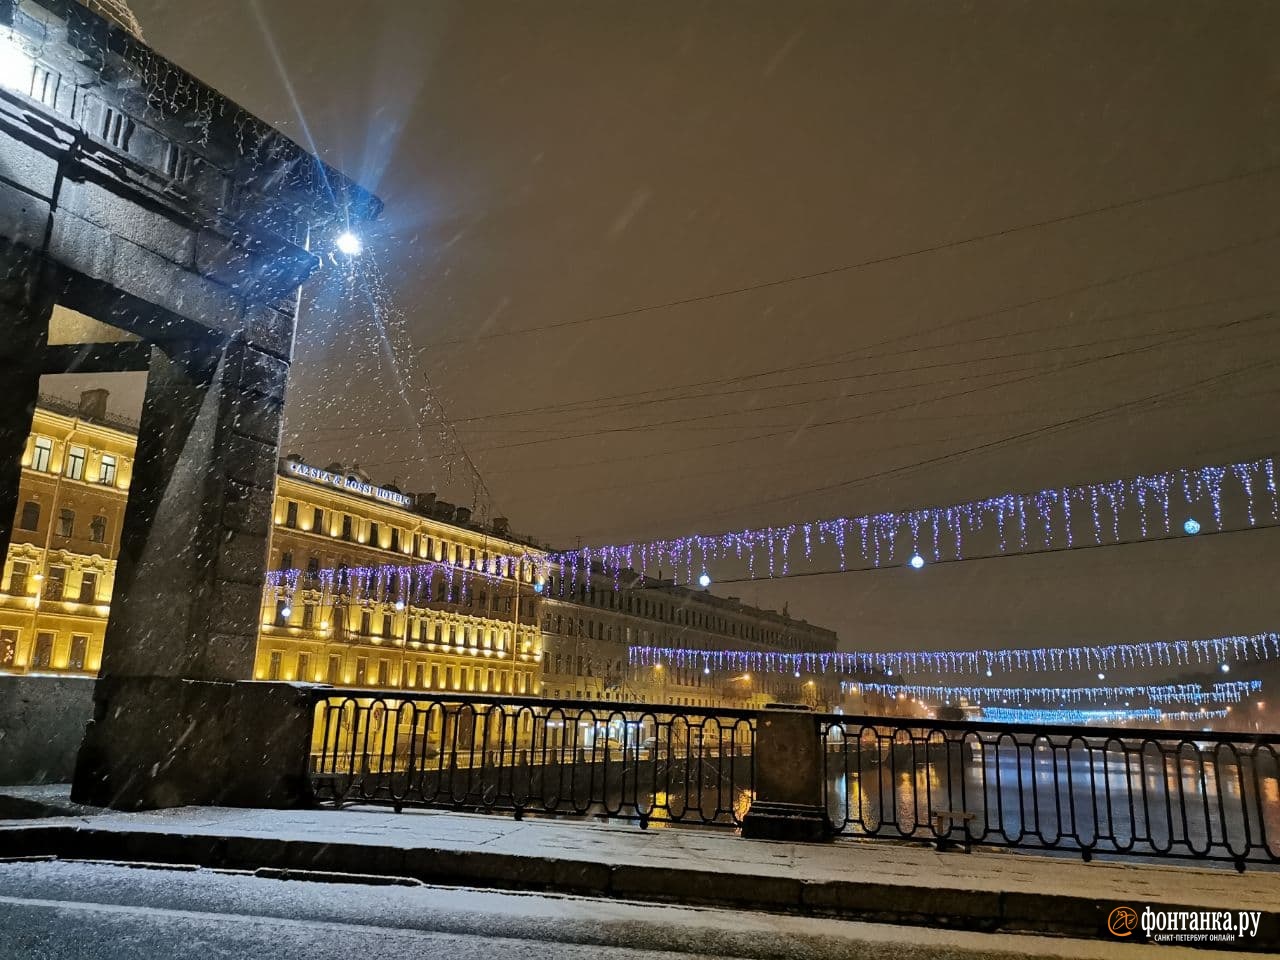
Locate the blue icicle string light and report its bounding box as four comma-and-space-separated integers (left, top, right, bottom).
264, 558, 518, 607
627, 629, 1280, 678
844, 679, 1260, 706
538, 456, 1278, 588
978, 707, 1229, 725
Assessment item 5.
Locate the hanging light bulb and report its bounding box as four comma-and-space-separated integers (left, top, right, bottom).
908, 555, 925, 570
334, 230, 363, 256
698, 571, 712, 588
1183, 518, 1201, 536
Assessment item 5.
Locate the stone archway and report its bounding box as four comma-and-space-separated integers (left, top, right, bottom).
0, 0, 380, 807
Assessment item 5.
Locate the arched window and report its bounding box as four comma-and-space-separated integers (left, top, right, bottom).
18, 501, 39, 531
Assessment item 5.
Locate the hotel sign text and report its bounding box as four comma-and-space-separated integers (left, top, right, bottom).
286, 462, 412, 507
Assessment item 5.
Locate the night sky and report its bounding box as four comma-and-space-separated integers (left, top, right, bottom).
63, 0, 1280, 656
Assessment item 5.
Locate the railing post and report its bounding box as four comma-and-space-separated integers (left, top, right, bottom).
741, 704, 831, 842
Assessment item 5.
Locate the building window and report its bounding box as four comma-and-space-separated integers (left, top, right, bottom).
312, 507, 324, 532
65, 445, 86, 481
32, 632, 54, 670
19, 501, 39, 531
68, 635, 88, 671
355, 657, 368, 686
369, 521, 380, 548
390, 528, 400, 553
275, 598, 290, 625
0, 629, 15, 668
341, 514, 353, 541
400, 662, 410, 687
9, 561, 30, 596
280, 551, 293, 571
89, 515, 107, 543
377, 659, 390, 686
57, 508, 74, 538
78, 571, 98, 603
381, 613, 392, 637
327, 655, 341, 685
297, 653, 311, 682
44, 567, 66, 601
302, 603, 316, 629
415, 663, 425, 688
268, 651, 282, 681
99, 454, 117, 486
360, 611, 372, 636
306, 556, 320, 579
31, 437, 52, 472
285, 501, 298, 528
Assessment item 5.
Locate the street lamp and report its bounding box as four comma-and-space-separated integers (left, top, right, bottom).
334, 230, 363, 256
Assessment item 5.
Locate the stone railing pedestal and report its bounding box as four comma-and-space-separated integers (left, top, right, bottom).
741, 705, 832, 842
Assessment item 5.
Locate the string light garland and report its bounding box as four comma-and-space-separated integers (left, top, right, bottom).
536, 456, 1277, 588
264, 558, 520, 607
843, 679, 1260, 706
627, 629, 1280, 678
978, 707, 1229, 725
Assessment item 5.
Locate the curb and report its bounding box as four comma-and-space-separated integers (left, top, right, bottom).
1, 824, 1275, 952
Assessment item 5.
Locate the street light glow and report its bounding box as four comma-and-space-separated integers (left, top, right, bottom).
335, 230, 363, 256
697, 571, 711, 588
1183, 518, 1201, 536
908, 554, 925, 569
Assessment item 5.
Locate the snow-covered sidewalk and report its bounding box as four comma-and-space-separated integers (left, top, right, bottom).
1, 787, 1277, 948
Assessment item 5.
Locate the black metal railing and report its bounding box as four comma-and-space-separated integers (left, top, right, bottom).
820, 715, 1280, 867
310, 691, 756, 826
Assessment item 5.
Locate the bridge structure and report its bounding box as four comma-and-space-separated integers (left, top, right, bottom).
0, 0, 380, 808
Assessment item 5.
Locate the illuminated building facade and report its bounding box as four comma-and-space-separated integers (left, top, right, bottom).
539, 568, 841, 709
2, 398, 840, 714
0, 392, 134, 675
258, 458, 546, 697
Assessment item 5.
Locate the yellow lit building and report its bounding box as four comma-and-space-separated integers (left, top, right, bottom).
258, 458, 545, 697
0, 391, 134, 675
1, 396, 545, 696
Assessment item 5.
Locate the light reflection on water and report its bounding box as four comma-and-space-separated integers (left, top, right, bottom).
826, 742, 1280, 859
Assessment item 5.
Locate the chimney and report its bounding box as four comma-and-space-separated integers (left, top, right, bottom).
414, 492, 437, 514
491, 516, 510, 537
455, 506, 472, 526
78, 388, 109, 422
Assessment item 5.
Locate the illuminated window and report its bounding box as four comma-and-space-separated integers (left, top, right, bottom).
267, 651, 282, 680
65, 445, 85, 481
99, 454, 117, 485
327, 655, 341, 685
355, 657, 368, 685
44, 567, 66, 601
297, 653, 311, 682
32, 632, 54, 670
377, 659, 389, 686
31, 437, 52, 472
68, 635, 88, 671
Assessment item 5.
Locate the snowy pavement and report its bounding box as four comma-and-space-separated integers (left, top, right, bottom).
1, 795, 1278, 947
0, 859, 1258, 960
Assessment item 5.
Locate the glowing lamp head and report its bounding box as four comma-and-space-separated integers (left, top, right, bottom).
1183, 518, 1201, 536
985, 668, 993, 677
533, 581, 544, 594
1097, 672, 1105, 680
703, 666, 711, 675
394, 600, 405, 612
280, 606, 292, 619
334, 230, 363, 256
794, 670, 801, 678
908, 554, 925, 570
1220, 662, 1230, 673
698, 571, 712, 589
